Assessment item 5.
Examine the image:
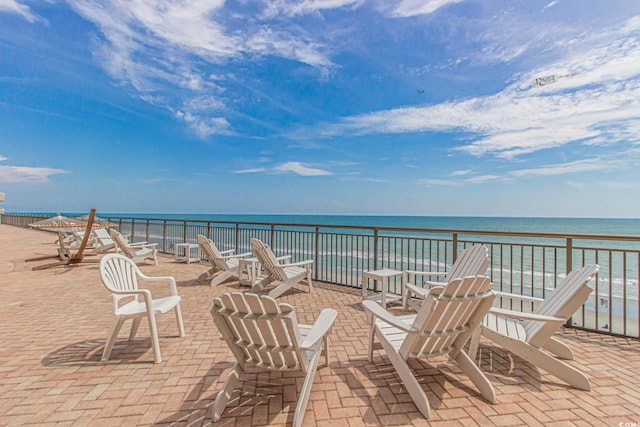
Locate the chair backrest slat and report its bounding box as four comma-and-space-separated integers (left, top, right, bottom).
402, 275, 494, 359
197, 235, 229, 271
109, 229, 137, 258
252, 239, 287, 281
212, 292, 307, 371
525, 264, 599, 347
93, 228, 115, 245
446, 245, 489, 281
100, 254, 141, 308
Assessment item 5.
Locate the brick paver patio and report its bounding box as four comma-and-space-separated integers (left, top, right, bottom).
1, 224, 639, 426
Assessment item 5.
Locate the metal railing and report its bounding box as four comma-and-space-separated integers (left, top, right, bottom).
3, 213, 639, 339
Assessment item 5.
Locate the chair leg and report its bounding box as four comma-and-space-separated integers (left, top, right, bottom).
484, 330, 590, 390
175, 304, 185, 337
543, 337, 574, 360
212, 363, 243, 422
268, 281, 293, 299
102, 316, 126, 362
129, 318, 142, 341
210, 270, 235, 287
293, 349, 322, 427
378, 336, 431, 418
146, 311, 162, 363
453, 350, 496, 404
467, 328, 482, 360
306, 266, 314, 293
367, 324, 376, 363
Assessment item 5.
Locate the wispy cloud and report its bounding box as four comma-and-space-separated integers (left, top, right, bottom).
388, 0, 464, 18
62, 0, 342, 138
311, 16, 640, 160
0, 166, 69, 183
0, 0, 42, 23
274, 161, 331, 176
233, 162, 332, 176
510, 158, 615, 178
233, 167, 267, 174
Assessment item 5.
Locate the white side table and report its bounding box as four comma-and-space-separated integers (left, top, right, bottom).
362, 268, 405, 308
239, 257, 263, 288
175, 243, 200, 264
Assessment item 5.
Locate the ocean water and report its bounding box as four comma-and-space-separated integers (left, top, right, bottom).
94, 213, 640, 236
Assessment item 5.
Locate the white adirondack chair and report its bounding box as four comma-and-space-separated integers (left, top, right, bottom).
210, 292, 337, 427
197, 234, 253, 287
99, 253, 185, 363
404, 244, 489, 310
251, 238, 313, 298
90, 228, 117, 253
110, 229, 158, 265
468, 264, 599, 390
364, 275, 496, 419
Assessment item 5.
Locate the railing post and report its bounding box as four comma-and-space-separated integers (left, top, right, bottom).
565, 237, 574, 327
131, 219, 136, 241
373, 229, 379, 271
162, 220, 167, 253
183, 220, 187, 243
566, 238, 573, 273
270, 225, 275, 248
235, 223, 240, 253
146, 220, 150, 243
314, 226, 320, 281
452, 233, 459, 261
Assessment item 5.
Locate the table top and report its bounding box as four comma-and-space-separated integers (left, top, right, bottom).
175, 243, 199, 248
362, 268, 403, 278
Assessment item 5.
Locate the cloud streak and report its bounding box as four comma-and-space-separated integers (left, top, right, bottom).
0, 166, 69, 183
311, 16, 640, 160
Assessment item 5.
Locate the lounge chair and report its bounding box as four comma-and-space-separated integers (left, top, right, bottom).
90, 228, 117, 253
197, 234, 252, 286
404, 244, 489, 310
251, 238, 313, 298
210, 292, 337, 426
468, 264, 600, 390
364, 275, 496, 418
99, 253, 185, 363
110, 229, 158, 265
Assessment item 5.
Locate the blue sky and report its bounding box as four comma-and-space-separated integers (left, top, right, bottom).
1, 0, 639, 217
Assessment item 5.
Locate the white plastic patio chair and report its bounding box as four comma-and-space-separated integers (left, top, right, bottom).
99, 253, 185, 363
210, 292, 337, 427
468, 264, 599, 390
364, 275, 496, 419
110, 229, 158, 265
251, 238, 314, 298
404, 244, 489, 310
197, 234, 253, 286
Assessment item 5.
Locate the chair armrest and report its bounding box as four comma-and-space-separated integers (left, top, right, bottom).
220, 249, 235, 255
223, 251, 253, 260
405, 283, 430, 298
132, 243, 157, 250
489, 307, 566, 324
137, 275, 179, 295
280, 259, 313, 268
362, 300, 416, 332
494, 291, 544, 304
300, 309, 338, 350
405, 269, 448, 278
128, 241, 148, 246
275, 255, 292, 262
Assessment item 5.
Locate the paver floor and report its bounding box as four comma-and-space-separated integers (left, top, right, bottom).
1, 224, 639, 426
